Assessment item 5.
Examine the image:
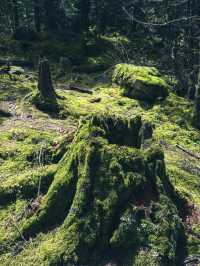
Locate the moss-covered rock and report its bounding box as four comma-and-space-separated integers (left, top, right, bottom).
112, 64, 169, 102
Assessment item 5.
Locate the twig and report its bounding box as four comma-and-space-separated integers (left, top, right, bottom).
176, 144, 200, 160
9, 215, 27, 242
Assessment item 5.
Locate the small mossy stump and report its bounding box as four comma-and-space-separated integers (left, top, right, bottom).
34, 59, 59, 112
112, 64, 169, 103
9, 114, 185, 266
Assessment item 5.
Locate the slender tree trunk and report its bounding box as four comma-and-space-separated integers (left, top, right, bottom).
79, 0, 90, 31
12, 0, 19, 30
34, 0, 41, 32
193, 70, 200, 129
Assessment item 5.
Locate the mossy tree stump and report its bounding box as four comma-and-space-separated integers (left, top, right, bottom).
10, 115, 185, 266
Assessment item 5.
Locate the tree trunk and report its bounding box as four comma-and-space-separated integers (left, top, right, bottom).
12, 0, 19, 30
193, 75, 200, 129
34, 0, 41, 32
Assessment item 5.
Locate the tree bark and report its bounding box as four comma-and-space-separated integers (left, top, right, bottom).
34, 0, 41, 32
12, 0, 19, 30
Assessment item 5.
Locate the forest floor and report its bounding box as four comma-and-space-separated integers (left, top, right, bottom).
0, 65, 199, 265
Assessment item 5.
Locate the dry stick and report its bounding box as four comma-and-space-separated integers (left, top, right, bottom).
176, 144, 200, 160
37, 142, 46, 197
9, 215, 27, 242
69, 84, 93, 94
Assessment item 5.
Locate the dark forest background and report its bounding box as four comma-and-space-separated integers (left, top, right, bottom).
1, 0, 200, 120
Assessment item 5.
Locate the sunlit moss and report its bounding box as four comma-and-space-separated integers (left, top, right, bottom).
112, 64, 169, 102
0, 64, 199, 265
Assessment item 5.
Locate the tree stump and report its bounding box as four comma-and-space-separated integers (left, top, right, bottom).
38, 59, 56, 98
36, 59, 59, 112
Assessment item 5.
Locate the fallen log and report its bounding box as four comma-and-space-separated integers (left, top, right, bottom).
69, 84, 93, 94
176, 144, 200, 160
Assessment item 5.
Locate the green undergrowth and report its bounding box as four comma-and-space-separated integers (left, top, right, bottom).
0, 66, 199, 265
0, 165, 56, 205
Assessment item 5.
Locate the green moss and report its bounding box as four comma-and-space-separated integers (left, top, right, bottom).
0, 66, 199, 265
0, 165, 56, 205
0, 69, 34, 102
0, 198, 30, 252
0, 128, 57, 180
2, 115, 183, 266
167, 165, 200, 206
112, 64, 169, 102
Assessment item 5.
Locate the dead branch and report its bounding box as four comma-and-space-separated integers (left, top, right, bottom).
69, 84, 93, 94
176, 144, 200, 160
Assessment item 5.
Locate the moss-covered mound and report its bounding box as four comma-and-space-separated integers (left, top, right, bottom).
0, 115, 184, 266
112, 64, 169, 102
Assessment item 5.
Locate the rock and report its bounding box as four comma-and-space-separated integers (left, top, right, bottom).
112, 64, 169, 102
9, 66, 25, 75
89, 97, 101, 103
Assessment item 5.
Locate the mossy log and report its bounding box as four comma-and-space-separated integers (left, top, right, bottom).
112, 64, 169, 103
10, 114, 185, 266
